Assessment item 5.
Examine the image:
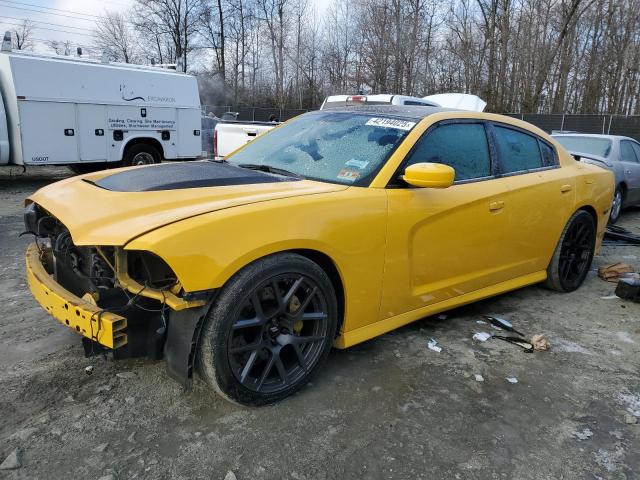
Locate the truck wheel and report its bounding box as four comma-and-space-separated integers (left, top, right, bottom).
69, 163, 109, 175
198, 253, 338, 406
544, 210, 596, 292
122, 144, 161, 167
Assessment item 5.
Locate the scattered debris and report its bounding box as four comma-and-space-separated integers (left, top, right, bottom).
573, 428, 593, 440
116, 371, 137, 380
615, 277, 640, 302
437, 314, 447, 320
600, 294, 619, 299
603, 225, 640, 245
97, 474, 116, 480
531, 334, 550, 351
224, 471, 238, 480
127, 431, 136, 443
84, 365, 93, 375
492, 335, 534, 352
427, 338, 442, 353
624, 413, 638, 425
506, 377, 518, 384
484, 316, 524, 336
597, 262, 635, 282
473, 332, 491, 342
92, 443, 109, 453
0, 448, 22, 470
475, 320, 487, 325
474, 374, 484, 382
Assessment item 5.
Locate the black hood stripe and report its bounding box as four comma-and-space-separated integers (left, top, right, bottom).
87, 161, 298, 192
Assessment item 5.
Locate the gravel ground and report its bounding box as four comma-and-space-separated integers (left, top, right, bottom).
1, 166, 639, 480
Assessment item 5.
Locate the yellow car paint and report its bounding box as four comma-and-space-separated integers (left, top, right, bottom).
26, 111, 614, 352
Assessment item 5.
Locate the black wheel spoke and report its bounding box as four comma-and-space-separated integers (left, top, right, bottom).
257, 352, 276, 390
274, 356, 288, 383
292, 344, 308, 372
230, 342, 261, 354
302, 312, 327, 321
283, 277, 304, 306
233, 317, 262, 330
240, 350, 259, 384
294, 334, 325, 345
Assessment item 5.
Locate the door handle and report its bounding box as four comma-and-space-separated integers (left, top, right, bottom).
560, 184, 572, 193
489, 200, 505, 212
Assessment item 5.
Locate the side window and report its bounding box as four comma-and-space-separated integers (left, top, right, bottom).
539, 140, 558, 167
494, 125, 542, 173
405, 123, 491, 181
620, 140, 639, 163
631, 142, 640, 162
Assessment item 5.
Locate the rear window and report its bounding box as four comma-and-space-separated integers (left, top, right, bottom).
494, 126, 542, 173
554, 136, 612, 158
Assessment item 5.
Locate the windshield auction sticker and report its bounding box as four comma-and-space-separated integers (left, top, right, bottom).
365, 117, 416, 131
337, 169, 360, 182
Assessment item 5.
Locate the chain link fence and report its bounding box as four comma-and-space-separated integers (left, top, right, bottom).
504, 114, 640, 141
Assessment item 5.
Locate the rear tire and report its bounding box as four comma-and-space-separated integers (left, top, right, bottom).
544, 210, 596, 292
608, 186, 623, 224
198, 253, 338, 406
121, 144, 161, 167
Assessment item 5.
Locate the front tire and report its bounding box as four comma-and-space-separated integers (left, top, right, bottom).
544, 210, 596, 292
198, 253, 338, 406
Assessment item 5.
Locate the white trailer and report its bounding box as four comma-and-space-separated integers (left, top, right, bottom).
0, 36, 202, 174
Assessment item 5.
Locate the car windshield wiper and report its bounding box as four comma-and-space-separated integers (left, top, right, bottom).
237, 163, 303, 179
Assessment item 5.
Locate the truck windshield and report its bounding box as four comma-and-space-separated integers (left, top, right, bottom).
225, 111, 416, 185
554, 136, 612, 158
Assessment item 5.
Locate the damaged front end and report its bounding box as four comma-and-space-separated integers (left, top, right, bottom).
24, 202, 213, 387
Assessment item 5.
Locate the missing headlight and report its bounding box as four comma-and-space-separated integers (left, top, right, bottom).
127, 251, 178, 290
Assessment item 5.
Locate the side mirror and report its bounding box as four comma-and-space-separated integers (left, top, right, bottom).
402, 162, 455, 188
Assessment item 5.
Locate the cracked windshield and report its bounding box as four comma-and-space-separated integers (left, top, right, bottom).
226, 111, 416, 185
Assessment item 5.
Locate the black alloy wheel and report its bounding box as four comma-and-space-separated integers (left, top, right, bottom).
545, 210, 596, 292
198, 253, 337, 406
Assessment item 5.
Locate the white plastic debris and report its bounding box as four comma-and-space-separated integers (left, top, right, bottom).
476, 320, 487, 325
437, 314, 447, 320
427, 339, 442, 353
506, 377, 518, 384
473, 332, 491, 342
474, 374, 484, 382
573, 428, 593, 440
600, 295, 619, 300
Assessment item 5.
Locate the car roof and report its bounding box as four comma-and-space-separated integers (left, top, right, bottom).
314, 105, 457, 120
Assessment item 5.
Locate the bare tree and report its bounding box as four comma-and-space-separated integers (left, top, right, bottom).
12, 19, 34, 50
94, 11, 138, 63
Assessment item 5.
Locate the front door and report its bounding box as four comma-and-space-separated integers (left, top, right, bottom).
380, 121, 511, 319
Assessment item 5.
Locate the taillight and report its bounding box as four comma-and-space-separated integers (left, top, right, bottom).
213, 128, 218, 158
347, 95, 366, 103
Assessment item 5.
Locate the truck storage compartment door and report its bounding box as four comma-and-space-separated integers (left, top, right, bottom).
19, 101, 79, 164
176, 108, 201, 158
77, 104, 107, 161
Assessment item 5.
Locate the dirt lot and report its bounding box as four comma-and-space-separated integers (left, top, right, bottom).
1, 166, 639, 480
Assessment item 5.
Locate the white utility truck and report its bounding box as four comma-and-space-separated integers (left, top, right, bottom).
0, 33, 202, 174
213, 93, 486, 159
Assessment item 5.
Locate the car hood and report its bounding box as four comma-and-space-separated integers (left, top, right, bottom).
28, 161, 348, 246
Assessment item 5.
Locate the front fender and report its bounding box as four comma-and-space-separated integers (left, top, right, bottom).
125, 187, 388, 334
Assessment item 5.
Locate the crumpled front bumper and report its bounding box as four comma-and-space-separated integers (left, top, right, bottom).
25, 242, 128, 349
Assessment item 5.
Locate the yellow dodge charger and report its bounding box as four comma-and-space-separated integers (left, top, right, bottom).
24, 106, 613, 405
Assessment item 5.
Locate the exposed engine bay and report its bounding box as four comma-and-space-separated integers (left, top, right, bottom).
24, 202, 211, 385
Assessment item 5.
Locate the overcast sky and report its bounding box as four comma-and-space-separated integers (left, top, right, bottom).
0, 0, 329, 54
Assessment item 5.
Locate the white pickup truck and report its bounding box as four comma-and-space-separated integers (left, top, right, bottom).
0, 32, 202, 174
213, 93, 486, 159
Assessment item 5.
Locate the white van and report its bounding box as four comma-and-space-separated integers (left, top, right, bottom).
0, 34, 202, 174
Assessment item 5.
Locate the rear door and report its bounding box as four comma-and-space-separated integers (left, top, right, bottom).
19, 101, 79, 164
77, 104, 107, 161
619, 140, 640, 204
491, 123, 575, 276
